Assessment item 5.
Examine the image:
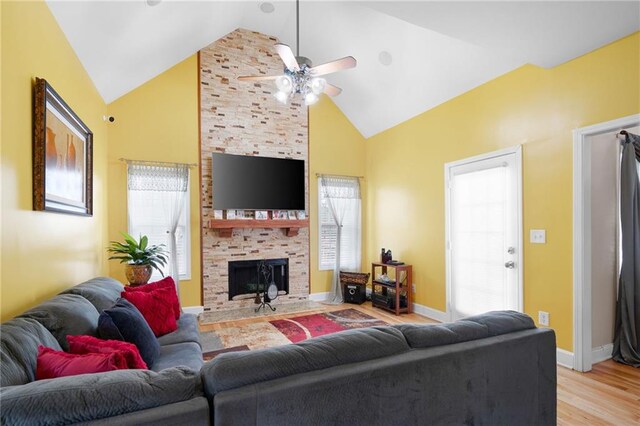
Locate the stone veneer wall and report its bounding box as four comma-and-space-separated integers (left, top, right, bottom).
200, 28, 309, 312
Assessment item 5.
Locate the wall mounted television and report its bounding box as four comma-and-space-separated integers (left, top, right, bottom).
212, 153, 305, 210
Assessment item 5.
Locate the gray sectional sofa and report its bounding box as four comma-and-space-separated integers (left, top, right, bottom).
0, 277, 209, 425
202, 310, 557, 426
1, 276, 557, 426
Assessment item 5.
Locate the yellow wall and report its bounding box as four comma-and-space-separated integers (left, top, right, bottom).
309, 96, 367, 294
1, 0, 109, 321
366, 33, 640, 351
106, 55, 201, 307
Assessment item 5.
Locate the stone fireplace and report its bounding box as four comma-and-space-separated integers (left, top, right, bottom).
199, 29, 310, 313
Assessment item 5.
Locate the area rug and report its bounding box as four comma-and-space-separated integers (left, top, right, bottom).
201, 308, 387, 361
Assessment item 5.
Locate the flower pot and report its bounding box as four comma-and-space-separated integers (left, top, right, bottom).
125, 264, 153, 286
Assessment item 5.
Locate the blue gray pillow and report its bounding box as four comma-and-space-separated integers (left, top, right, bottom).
98, 298, 160, 367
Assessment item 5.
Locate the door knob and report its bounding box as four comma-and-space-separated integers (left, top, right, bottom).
504, 261, 516, 269
507, 247, 516, 254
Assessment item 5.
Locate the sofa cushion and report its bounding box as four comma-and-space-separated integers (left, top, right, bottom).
202, 326, 410, 396
394, 321, 490, 349
157, 313, 200, 347
463, 310, 536, 336
124, 276, 181, 320
151, 342, 204, 372
59, 277, 124, 312
0, 367, 202, 426
36, 346, 128, 380
18, 294, 99, 351
98, 298, 160, 366
68, 335, 147, 369
121, 287, 178, 336
1, 318, 62, 387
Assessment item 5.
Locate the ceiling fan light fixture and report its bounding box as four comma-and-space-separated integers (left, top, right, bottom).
274, 91, 289, 105
309, 78, 326, 95
304, 92, 319, 106
275, 75, 293, 94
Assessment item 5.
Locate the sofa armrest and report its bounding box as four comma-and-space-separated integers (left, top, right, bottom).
0, 367, 201, 426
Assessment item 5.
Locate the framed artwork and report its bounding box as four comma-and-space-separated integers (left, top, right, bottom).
236, 210, 246, 219
226, 209, 236, 219
213, 209, 224, 219
296, 210, 307, 220
287, 210, 297, 220
255, 210, 268, 220
33, 78, 93, 216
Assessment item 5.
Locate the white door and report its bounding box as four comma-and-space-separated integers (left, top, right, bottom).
446, 147, 522, 320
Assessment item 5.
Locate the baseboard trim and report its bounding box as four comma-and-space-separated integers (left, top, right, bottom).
591, 343, 613, 364
309, 292, 330, 302
412, 303, 448, 323
557, 348, 574, 369
183, 306, 204, 315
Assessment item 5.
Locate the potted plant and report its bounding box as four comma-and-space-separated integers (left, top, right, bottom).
108, 233, 168, 285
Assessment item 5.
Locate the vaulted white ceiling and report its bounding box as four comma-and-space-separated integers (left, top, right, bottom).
46, 1, 640, 138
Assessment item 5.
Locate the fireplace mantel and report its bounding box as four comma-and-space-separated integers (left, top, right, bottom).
208, 219, 309, 238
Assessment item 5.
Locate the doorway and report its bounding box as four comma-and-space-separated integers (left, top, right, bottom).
573, 114, 640, 372
445, 146, 523, 321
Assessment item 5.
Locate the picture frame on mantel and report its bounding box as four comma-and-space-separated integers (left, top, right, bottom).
33, 77, 93, 216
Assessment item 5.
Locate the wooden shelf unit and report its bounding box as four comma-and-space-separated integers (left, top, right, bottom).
371, 262, 413, 315
207, 219, 309, 238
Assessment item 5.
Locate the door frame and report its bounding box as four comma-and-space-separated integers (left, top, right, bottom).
572, 113, 639, 372
444, 145, 523, 322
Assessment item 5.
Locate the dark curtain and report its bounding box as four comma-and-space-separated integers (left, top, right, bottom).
612, 132, 640, 367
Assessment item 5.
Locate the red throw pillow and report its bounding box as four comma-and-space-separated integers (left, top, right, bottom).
124, 277, 181, 320
67, 335, 147, 369
36, 345, 128, 380
121, 287, 178, 337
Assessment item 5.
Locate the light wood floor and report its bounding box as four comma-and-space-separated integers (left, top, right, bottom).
200, 302, 640, 425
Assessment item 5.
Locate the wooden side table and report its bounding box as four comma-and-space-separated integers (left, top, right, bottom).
371, 262, 413, 315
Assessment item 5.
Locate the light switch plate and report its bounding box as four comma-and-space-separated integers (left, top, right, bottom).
530, 229, 546, 244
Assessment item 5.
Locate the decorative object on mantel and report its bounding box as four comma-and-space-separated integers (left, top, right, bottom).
226, 210, 236, 219
287, 210, 297, 220
237, 0, 356, 106
107, 232, 168, 285
296, 211, 306, 220
33, 77, 93, 216
255, 210, 268, 220
213, 210, 223, 219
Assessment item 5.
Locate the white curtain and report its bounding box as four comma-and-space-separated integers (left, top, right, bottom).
127, 162, 189, 298
320, 175, 361, 304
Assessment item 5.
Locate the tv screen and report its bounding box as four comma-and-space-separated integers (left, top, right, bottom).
212, 153, 305, 210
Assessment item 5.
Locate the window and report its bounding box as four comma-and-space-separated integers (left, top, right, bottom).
318, 176, 361, 271
127, 163, 190, 281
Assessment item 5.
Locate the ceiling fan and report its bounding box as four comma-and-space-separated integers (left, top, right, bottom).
238, 0, 357, 106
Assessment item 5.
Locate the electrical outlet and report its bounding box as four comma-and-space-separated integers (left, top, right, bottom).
530, 229, 546, 244
538, 311, 550, 326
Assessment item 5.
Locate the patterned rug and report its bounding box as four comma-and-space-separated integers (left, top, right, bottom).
202, 308, 387, 361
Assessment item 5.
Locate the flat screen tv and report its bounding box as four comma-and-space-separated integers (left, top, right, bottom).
212, 153, 305, 210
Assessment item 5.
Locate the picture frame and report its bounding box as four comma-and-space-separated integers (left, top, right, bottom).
255, 210, 268, 220
273, 210, 288, 220
236, 210, 246, 219
287, 210, 297, 220
226, 209, 236, 219
296, 210, 307, 220
33, 77, 93, 216
213, 209, 224, 219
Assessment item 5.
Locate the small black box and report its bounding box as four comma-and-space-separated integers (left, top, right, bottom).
343, 283, 366, 304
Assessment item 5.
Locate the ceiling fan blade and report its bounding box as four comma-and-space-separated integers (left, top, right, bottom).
274, 43, 300, 72
310, 56, 357, 76
238, 75, 280, 81
324, 83, 342, 97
